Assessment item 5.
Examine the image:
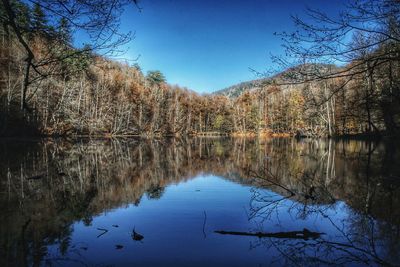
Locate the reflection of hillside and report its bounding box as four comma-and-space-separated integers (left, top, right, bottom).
0, 138, 400, 266
1, 138, 400, 220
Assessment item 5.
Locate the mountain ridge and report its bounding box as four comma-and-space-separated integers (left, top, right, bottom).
213, 63, 338, 98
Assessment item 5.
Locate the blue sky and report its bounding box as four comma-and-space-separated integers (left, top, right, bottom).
119, 0, 344, 93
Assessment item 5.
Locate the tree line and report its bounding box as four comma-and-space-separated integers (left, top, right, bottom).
0, 0, 399, 137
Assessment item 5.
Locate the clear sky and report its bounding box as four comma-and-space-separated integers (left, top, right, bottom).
119, 0, 344, 93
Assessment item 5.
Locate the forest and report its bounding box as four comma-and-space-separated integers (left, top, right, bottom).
0, 0, 399, 137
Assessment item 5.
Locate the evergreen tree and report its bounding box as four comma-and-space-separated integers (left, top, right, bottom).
12, 0, 31, 34
31, 3, 47, 35
1, 1, 31, 36
146, 70, 166, 86
58, 17, 72, 44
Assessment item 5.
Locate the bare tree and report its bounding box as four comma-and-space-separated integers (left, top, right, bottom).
0, 0, 139, 111
272, 0, 400, 135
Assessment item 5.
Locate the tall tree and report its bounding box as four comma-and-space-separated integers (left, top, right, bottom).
31, 3, 47, 35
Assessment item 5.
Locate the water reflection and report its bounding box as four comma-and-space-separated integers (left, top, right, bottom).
0, 138, 399, 266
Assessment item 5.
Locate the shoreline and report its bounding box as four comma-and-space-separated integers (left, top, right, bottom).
0, 131, 395, 141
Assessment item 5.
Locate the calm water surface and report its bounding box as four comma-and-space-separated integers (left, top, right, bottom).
1, 138, 399, 266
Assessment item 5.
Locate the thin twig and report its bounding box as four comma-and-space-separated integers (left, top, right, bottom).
96, 228, 108, 238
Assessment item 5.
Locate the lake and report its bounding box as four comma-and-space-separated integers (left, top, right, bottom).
1, 137, 399, 267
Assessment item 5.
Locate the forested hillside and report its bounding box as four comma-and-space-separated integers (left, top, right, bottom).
1, 0, 399, 137
0, 0, 235, 137
215, 79, 264, 98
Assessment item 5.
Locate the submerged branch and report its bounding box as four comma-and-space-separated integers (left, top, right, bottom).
96, 228, 108, 238
214, 228, 325, 240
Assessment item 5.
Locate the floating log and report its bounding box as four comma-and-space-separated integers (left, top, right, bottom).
214, 228, 324, 240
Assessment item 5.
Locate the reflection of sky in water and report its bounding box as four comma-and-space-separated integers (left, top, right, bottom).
45, 175, 365, 267
3, 138, 399, 267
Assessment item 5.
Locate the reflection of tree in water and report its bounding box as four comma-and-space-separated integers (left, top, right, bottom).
146, 185, 165, 199
248, 210, 399, 266
246, 139, 400, 266
0, 138, 249, 266
0, 138, 399, 266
